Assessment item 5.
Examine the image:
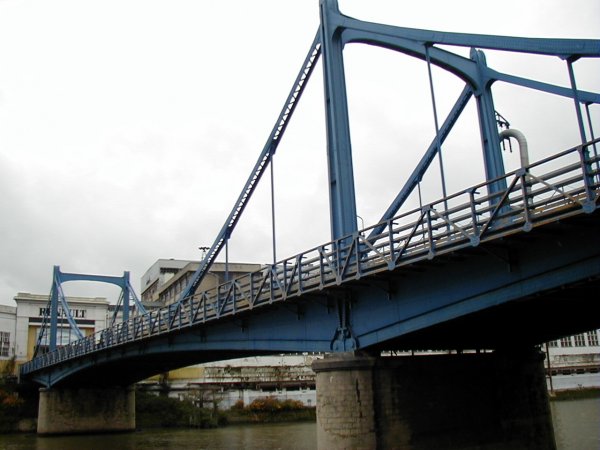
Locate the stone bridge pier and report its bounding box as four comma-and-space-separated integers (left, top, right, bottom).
312, 348, 555, 449
37, 385, 135, 435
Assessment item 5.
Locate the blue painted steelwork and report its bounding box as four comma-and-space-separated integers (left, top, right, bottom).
424, 44, 449, 208
34, 266, 146, 356
368, 85, 473, 241
21, 139, 600, 379
176, 0, 600, 309
471, 49, 508, 197
321, 0, 600, 227
20, 0, 600, 386
320, 0, 358, 241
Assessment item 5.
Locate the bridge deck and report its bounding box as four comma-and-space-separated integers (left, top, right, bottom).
20, 141, 600, 383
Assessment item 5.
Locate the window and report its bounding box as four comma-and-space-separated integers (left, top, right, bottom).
587, 330, 599, 347
560, 336, 572, 347
548, 340, 558, 348
0, 331, 10, 357
36, 327, 80, 347
574, 333, 586, 347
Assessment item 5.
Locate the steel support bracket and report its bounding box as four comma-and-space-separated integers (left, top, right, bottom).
329, 295, 358, 351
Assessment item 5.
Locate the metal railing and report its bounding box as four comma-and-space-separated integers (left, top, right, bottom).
20, 140, 599, 375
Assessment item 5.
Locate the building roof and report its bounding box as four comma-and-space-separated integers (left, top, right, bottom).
141, 258, 262, 298
13, 292, 108, 305
140, 258, 193, 291
0, 304, 16, 314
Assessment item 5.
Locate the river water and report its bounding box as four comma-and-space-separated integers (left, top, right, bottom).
0, 398, 598, 449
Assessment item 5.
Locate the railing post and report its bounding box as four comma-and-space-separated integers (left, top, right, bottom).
319, 246, 326, 289
229, 281, 237, 314
354, 234, 362, 279
468, 188, 480, 239
387, 220, 395, 269
295, 255, 302, 294
424, 206, 436, 259
49, 266, 61, 352
517, 169, 533, 231
577, 144, 596, 213
122, 271, 131, 322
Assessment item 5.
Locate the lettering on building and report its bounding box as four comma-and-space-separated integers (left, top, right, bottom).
39, 308, 87, 319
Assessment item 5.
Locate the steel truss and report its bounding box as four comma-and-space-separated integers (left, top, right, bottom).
22, 139, 599, 374
176, 0, 600, 310
34, 266, 146, 357
21, 0, 600, 376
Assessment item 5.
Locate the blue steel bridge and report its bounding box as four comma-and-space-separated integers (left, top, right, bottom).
20, 0, 600, 389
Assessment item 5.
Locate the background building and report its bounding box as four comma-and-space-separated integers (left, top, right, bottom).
13, 292, 109, 362
547, 330, 600, 372
141, 258, 261, 307
139, 258, 268, 388
545, 330, 600, 391
139, 354, 318, 408
0, 304, 17, 372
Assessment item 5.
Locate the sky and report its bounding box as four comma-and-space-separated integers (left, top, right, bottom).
0, 0, 598, 306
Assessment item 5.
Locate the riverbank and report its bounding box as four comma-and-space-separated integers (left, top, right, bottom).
2, 399, 598, 450
0, 375, 38, 433
549, 387, 600, 401
225, 398, 316, 425
1, 381, 594, 434
0, 383, 316, 433
135, 392, 315, 429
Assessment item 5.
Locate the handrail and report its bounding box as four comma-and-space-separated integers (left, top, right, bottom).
20, 140, 600, 375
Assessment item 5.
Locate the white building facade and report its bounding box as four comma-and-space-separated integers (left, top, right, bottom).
139, 354, 319, 409
547, 330, 600, 372
0, 304, 17, 366
13, 293, 109, 362
545, 329, 600, 391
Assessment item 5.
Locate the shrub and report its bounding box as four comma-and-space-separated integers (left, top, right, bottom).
248, 396, 282, 412
0, 376, 25, 432
136, 390, 227, 429
246, 396, 306, 412
232, 399, 245, 410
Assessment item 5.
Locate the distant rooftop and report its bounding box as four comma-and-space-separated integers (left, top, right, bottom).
13, 292, 108, 305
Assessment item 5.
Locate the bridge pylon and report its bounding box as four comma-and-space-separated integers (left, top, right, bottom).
35, 265, 146, 356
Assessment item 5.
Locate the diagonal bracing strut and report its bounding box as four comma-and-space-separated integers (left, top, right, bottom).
177, 31, 323, 303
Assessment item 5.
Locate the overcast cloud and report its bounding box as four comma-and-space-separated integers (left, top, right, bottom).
0, 0, 598, 305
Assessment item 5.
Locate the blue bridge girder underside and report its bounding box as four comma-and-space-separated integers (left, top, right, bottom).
25, 207, 600, 388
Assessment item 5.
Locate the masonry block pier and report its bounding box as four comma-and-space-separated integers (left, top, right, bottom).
312, 349, 555, 450
37, 386, 135, 435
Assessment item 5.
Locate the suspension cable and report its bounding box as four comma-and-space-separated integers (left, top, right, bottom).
271, 155, 277, 264
177, 31, 322, 302
425, 45, 449, 212
566, 58, 587, 144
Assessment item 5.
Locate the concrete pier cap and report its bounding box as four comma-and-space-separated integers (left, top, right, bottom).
312, 348, 555, 450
